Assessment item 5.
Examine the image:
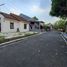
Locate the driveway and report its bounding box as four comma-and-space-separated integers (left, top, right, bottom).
0, 31, 67, 67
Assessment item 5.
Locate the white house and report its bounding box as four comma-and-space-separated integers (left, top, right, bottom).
0, 12, 29, 33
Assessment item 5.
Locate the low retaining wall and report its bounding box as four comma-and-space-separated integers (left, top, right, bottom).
0, 32, 37, 39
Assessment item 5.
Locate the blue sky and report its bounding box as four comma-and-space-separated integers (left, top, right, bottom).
0, 0, 59, 24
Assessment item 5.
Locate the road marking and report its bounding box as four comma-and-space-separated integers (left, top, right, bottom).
61, 34, 67, 45
0, 32, 45, 48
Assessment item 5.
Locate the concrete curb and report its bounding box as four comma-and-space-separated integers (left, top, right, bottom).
0, 32, 45, 46
61, 32, 67, 45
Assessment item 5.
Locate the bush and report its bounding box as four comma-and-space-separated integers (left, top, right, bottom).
0, 36, 5, 43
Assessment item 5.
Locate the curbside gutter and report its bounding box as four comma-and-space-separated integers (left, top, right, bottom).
61, 32, 67, 45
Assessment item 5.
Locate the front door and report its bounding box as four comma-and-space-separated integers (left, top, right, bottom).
0, 23, 1, 32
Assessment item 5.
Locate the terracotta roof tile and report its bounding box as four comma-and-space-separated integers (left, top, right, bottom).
10, 13, 27, 21
0, 12, 27, 21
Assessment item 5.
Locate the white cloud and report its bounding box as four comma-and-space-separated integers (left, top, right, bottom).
51, 17, 60, 23
30, 5, 45, 14
30, 5, 51, 16
9, 7, 21, 15
44, 17, 60, 24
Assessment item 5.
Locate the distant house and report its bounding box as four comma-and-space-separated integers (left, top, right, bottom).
47, 23, 53, 30
20, 14, 44, 32
0, 12, 29, 33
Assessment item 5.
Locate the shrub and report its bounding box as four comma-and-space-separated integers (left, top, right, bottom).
0, 36, 5, 43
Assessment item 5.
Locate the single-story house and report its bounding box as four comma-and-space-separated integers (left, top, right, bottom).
47, 23, 53, 30
0, 12, 29, 33
20, 14, 44, 32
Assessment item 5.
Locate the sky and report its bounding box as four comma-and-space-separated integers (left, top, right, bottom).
0, 0, 59, 24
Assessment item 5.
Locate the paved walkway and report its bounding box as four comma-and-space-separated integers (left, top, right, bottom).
0, 31, 67, 67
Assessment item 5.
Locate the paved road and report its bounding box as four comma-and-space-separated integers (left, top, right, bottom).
0, 31, 67, 67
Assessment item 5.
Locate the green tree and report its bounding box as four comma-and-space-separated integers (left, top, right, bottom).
32, 16, 38, 20
50, 0, 67, 18
53, 22, 58, 29
54, 20, 66, 30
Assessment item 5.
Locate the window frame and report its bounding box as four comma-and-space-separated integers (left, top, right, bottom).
24, 24, 27, 29
10, 22, 14, 29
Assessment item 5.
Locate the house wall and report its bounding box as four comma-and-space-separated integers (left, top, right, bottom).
2, 19, 19, 32
29, 22, 41, 32
29, 22, 45, 32
0, 14, 29, 33
20, 21, 29, 32
0, 14, 4, 32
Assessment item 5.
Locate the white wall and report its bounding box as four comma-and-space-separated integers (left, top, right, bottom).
2, 19, 19, 32
0, 14, 29, 33
20, 21, 29, 32
0, 14, 4, 32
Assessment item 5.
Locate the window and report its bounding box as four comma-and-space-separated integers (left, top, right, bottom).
24, 24, 27, 29
10, 22, 14, 29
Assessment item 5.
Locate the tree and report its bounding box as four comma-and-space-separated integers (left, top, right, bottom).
54, 20, 66, 31
50, 0, 67, 18
32, 16, 38, 20
53, 22, 58, 29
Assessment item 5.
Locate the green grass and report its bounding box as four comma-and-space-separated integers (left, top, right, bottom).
0, 36, 6, 43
